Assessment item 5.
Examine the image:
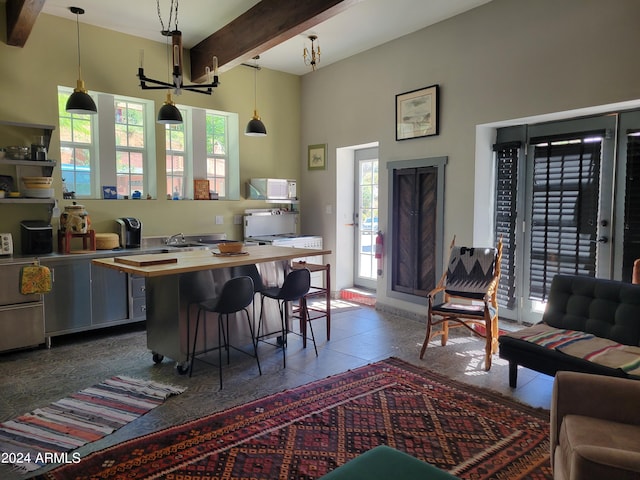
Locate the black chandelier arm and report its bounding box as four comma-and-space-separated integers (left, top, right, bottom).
138, 68, 218, 94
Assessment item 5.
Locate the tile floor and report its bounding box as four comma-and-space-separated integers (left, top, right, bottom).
0, 301, 553, 479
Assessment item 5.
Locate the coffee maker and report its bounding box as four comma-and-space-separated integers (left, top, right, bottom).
115, 217, 142, 248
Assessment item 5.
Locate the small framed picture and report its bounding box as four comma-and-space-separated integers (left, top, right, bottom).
308, 144, 327, 170
396, 84, 439, 140
102, 185, 117, 199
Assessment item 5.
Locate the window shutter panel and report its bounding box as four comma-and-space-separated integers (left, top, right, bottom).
623, 135, 640, 281
529, 140, 601, 301
493, 142, 519, 309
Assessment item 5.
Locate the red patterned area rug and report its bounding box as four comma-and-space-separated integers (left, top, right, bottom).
37, 358, 551, 480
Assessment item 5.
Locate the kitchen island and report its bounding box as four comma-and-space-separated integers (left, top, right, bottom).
92, 245, 330, 373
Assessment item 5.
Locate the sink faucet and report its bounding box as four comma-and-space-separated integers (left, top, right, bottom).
166, 233, 185, 245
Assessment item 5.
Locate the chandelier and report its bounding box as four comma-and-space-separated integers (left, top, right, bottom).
303, 35, 320, 71
137, 0, 219, 96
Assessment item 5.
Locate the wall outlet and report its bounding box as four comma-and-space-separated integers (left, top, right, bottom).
215, 215, 224, 225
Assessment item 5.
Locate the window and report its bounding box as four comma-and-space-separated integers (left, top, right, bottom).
206, 112, 227, 197
58, 92, 94, 196
57, 87, 156, 199
115, 100, 147, 197
164, 106, 239, 200
166, 113, 187, 199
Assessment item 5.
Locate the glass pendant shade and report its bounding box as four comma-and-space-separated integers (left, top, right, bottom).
245, 111, 267, 136
157, 92, 183, 124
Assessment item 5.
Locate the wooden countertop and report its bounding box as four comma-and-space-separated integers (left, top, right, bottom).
91, 245, 330, 277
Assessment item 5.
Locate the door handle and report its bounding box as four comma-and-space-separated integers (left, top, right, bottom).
590, 236, 608, 244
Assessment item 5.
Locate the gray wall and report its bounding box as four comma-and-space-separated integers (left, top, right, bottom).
299, 0, 640, 315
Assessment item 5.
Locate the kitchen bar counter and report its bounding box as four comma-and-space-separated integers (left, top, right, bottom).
92, 245, 330, 373
92, 245, 330, 277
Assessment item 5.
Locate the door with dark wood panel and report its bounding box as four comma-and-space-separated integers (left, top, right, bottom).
392, 166, 438, 296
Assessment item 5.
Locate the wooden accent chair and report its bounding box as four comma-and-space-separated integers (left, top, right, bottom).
633, 258, 640, 284
419, 236, 503, 370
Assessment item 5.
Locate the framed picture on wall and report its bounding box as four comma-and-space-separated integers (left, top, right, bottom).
308, 144, 327, 170
395, 84, 439, 140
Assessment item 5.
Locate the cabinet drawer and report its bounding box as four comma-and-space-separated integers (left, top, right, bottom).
130, 275, 146, 298
131, 297, 146, 319
0, 303, 44, 352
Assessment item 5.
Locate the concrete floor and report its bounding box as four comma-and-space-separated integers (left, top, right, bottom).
0, 301, 552, 479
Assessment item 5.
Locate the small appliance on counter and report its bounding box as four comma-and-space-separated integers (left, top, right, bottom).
20, 220, 53, 254
0, 233, 13, 256
116, 217, 142, 248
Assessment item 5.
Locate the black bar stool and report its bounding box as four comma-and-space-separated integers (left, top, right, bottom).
259, 267, 318, 368
188, 275, 261, 389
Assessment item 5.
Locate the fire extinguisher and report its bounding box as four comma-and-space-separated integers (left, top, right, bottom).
375, 231, 384, 276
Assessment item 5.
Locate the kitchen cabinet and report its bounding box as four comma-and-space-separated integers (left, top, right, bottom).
0, 120, 56, 205
42, 258, 92, 336
91, 263, 128, 324
0, 259, 45, 352
42, 255, 137, 345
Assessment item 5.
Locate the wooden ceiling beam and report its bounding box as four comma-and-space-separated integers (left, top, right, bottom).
190, 0, 359, 81
5, 0, 45, 47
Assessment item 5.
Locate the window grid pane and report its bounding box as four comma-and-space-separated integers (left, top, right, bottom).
115, 100, 146, 196
206, 113, 228, 197
166, 120, 186, 198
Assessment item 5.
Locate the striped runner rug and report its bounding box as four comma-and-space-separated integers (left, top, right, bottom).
0, 376, 185, 473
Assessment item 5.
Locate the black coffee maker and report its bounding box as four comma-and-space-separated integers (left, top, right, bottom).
115, 217, 142, 248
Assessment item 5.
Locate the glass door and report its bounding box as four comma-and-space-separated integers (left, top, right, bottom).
354, 147, 378, 290
521, 116, 616, 323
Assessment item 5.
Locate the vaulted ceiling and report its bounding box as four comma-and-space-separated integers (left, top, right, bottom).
4, 0, 492, 77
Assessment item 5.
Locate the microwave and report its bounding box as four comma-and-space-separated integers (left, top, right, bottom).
247, 178, 297, 201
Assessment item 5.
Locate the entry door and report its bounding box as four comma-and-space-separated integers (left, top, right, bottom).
522, 116, 616, 322
354, 147, 378, 290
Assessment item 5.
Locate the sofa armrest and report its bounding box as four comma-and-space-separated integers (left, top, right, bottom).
551, 371, 640, 458
570, 446, 640, 479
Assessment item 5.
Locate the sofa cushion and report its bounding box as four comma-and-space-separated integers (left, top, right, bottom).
558, 414, 640, 480
503, 324, 640, 375
544, 275, 640, 346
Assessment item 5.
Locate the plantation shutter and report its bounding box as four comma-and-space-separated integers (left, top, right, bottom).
493, 141, 520, 309
623, 134, 640, 281
528, 136, 602, 301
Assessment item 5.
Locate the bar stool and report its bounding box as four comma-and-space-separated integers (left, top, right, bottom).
291, 261, 331, 342
231, 264, 266, 323
259, 268, 318, 368
188, 275, 261, 389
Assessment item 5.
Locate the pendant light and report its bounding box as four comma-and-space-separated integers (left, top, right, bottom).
65, 7, 97, 115
157, 92, 183, 124
245, 56, 267, 137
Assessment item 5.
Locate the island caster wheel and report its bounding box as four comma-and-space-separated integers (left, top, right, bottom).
176, 362, 190, 375
152, 353, 164, 364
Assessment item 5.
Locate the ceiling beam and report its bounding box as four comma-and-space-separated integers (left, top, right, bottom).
5, 0, 45, 47
190, 0, 360, 81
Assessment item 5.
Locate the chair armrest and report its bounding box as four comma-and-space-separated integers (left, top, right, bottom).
551, 371, 640, 456
427, 285, 445, 298
571, 446, 640, 478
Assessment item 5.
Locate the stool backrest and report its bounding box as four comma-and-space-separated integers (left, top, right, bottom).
231, 264, 265, 292
215, 276, 254, 314
278, 268, 311, 301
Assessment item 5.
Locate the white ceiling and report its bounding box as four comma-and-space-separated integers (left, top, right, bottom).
40, 0, 491, 76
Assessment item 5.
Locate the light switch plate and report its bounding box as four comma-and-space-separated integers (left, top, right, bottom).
215, 215, 224, 225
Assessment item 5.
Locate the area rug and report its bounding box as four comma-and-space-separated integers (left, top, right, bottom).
0, 376, 185, 473
37, 358, 551, 479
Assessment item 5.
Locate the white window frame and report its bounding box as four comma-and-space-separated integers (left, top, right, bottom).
58, 86, 157, 199
169, 105, 240, 200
